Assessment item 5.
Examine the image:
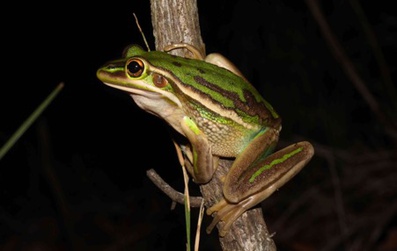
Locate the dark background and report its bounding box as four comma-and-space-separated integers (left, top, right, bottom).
1, 1, 396, 250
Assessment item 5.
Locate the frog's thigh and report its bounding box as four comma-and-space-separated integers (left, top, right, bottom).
223, 128, 279, 203
225, 140, 314, 204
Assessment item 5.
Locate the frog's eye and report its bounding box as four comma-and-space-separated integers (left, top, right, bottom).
126, 59, 144, 77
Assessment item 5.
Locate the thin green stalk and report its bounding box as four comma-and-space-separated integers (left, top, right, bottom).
182, 164, 191, 251
0, 82, 64, 160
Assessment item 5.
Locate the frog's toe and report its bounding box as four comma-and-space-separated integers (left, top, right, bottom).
206, 198, 250, 236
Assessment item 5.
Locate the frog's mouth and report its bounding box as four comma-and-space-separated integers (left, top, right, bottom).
102, 80, 182, 109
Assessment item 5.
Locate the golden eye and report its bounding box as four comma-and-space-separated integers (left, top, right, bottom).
153, 73, 168, 88
126, 59, 144, 77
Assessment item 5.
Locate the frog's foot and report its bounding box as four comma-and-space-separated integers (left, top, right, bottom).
206, 196, 257, 237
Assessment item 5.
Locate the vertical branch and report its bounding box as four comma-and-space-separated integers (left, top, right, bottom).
150, 0, 205, 56
149, 0, 276, 250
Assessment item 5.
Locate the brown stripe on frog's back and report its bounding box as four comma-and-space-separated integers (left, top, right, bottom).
172, 61, 182, 67
193, 76, 279, 125
170, 60, 205, 74
241, 88, 281, 126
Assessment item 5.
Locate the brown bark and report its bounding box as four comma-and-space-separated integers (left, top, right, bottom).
149, 0, 276, 250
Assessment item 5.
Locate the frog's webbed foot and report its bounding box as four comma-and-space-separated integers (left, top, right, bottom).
206, 197, 256, 237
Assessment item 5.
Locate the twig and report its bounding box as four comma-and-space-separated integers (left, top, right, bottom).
305, 0, 397, 139
323, 144, 348, 247
194, 200, 205, 251
146, 169, 203, 207
349, 0, 397, 109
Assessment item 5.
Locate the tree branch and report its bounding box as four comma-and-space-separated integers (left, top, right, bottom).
149, 0, 276, 250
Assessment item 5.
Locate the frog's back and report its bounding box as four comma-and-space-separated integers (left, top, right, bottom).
144, 51, 281, 128
127, 47, 282, 156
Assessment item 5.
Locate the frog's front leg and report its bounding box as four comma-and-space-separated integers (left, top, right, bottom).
206, 128, 314, 236
179, 116, 218, 184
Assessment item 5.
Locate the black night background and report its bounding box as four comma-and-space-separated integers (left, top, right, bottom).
1, 1, 396, 250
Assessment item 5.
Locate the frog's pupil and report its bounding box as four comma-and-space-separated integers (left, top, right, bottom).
128, 61, 142, 73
